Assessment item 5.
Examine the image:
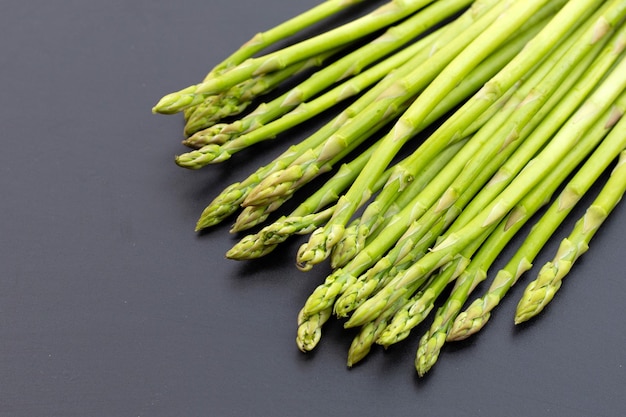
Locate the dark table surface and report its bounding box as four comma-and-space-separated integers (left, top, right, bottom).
1, 1, 625, 416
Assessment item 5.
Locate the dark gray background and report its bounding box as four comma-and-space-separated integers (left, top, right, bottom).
1, 1, 625, 416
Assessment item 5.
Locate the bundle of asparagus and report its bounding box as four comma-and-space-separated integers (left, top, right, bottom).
153, 0, 626, 376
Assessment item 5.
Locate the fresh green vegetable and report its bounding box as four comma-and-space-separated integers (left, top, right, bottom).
154, 0, 626, 377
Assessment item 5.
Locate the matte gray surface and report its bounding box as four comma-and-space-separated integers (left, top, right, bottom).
1, 1, 625, 416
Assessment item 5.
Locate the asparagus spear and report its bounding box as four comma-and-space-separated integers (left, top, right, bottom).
244, 22, 536, 247
226, 208, 334, 261
329, 139, 468, 269
153, 0, 439, 114
345, 228, 490, 329
347, 275, 431, 366
182, 0, 473, 147
295, 0, 576, 271
448, 66, 626, 340
347, 53, 626, 328
175, 33, 431, 168
243, 0, 518, 207
194, 109, 364, 231
184, 55, 331, 138
330, 17, 550, 268
296, 305, 333, 353
297, 10, 563, 324
203, 0, 370, 79
194, 0, 481, 230
515, 139, 626, 324
326, 8, 589, 319
226, 142, 389, 258
412, 109, 622, 371
179, 0, 368, 120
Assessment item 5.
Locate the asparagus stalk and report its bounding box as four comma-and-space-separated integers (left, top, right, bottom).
330, 17, 550, 268
300, 126, 491, 323
298, 18, 556, 322
328, 10, 584, 319
182, 0, 473, 148
194, 0, 483, 230
448, 66, 626, 340
448, 106, 624, 339
348, 220, 492, 365
412, 110, 621, 371
194, 106, 368, 231
203, 0, 370, 79
296, 305, 333, 353
514, 135, 626, 324
184, 55, 332, 138
347, 275, 431, 366
244, 0, 517, 208
296, 0, 574, 271
326, 139, 470, 318
329, 139, 468, 269
227, 209, 332, 261
226, 142, 390, 258
153, 0, 439, 114
345, 226, 491, 329
348, 53, 626, 328
180, 0, 368, 120
175, 32, 432, 168
241, 48, 506, 230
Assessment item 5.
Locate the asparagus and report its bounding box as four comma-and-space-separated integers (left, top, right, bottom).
226, 209, 333, 261
349, 221, 491, 365
226, 141, 389, 258
514, 133, 626, 324
347, 276, 430, 366
155, 0, 626, 374
325, 139, 469, 317
347, 52, 626, 328
243, 0, 516, 207
179, 0, 368, 120
449, 127, 624, 335
175, 32, 431, 168
411, 115, 620, 371
384, 104, 619, 369
202, 0, 370, 80
345, 226, 491, 329
153, 0, 440, 114
194, 0, 483, 230
328, 10, 583, 319
329, 18, 550, 268
301, 125, 498, 325
295, 0, 574, 271
296, 305, 333, 353
448, 58, 626, 340
182, 0, 473, 148
194, 109, 363, 231
329, 139, 468, 269
184, 55, 331, 138
296, 1, 615, 350
228, 138, 381, 233
298, 15, 555, 324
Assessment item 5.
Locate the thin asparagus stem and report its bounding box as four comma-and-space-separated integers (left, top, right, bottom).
332, 17, 550, 267
296, 0, 572, 271
514, 132, 626, 324
412, 114, 622, 371
348, 53, 626, 328
330, 12, 584, 318
194, 0, 481, 230
448, 59, 626, 340
205, 0, 370, 79
176, 33, 429, 168
153, 0, 440, 114
184, 55, 331, 137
